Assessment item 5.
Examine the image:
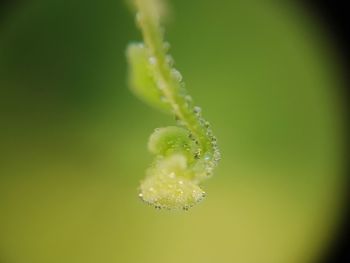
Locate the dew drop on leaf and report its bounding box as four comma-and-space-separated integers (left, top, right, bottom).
171, 69, 183, 82
165, 55, 174, 67
194, 106, 201, 114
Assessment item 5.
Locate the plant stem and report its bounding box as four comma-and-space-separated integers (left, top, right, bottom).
134, 0, 219, 165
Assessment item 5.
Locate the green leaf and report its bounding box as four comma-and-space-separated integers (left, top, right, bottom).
126, 43, 171, 112
148, 126, 198, 163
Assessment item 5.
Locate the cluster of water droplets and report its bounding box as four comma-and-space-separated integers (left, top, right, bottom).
154, 39, 220, 184
138, 154, 207, 210
191, 105, 221, 177
166, 57, 222, 177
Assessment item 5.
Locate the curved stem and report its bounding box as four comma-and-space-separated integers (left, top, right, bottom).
134, 0, 219, 164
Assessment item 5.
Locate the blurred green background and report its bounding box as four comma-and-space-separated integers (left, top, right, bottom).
0, 1, 346, 263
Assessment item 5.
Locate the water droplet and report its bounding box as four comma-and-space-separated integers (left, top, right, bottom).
214, 151, 222, 162
171, 69, 183, 82
194, 106, 201, 114
185, 95, 192, 103
165, 55, 174, 66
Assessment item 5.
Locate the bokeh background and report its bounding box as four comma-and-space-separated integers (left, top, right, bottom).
0, 1, 347, 263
